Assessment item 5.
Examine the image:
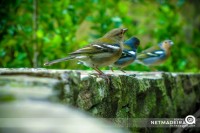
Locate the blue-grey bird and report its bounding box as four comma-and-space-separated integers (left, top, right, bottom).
136, 40, 174, 66
110, 37, 140, 72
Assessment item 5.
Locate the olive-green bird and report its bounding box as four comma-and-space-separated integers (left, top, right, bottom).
44, 28, 128, 74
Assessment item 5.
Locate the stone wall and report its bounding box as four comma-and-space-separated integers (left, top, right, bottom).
0, 68, 200, 133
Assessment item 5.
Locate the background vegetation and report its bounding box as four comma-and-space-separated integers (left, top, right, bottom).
0, 0, 200, 72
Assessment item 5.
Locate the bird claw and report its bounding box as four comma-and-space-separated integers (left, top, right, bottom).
120, 69, 126, 73
90, 73, 111, 84
109, 67, 114, 72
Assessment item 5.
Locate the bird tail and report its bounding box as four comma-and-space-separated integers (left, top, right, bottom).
44, 56, 75, 66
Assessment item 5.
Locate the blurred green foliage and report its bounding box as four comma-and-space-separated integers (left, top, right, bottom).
0, 0, 200, 72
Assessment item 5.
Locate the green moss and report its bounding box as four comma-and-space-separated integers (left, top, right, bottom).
136, 90, 156, 118
137, 79, 151, 93
77, 75, 109, 110
116, 107, 130, 118
0, 93, 16, 102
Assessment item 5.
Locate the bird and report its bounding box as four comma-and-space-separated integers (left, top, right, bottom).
109, 37, 140, 72
135, 40, 174, 66
44, 28, 128, 74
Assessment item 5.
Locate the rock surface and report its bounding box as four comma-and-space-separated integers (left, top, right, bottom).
0, 101, 127, 133
0, 68, 200, 132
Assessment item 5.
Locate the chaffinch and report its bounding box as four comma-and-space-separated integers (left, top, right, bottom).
136, 40, 174, 66
44, 28, 128, 74
110, 37, 140, 72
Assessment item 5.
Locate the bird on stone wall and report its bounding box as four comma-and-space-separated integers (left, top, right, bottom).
109, 37, 140, 72
44, 28, 128, 75
135, 40, 174, 67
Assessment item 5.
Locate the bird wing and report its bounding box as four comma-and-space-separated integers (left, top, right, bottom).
140, 45, 161, 54
69, 42, 120, 56
137, 45, 160, 59
137, 49, 165, 59
137, 44, 165, 60
120, 50, 136, 58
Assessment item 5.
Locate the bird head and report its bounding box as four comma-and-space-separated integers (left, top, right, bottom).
124, 37, 140, 51
103, 28, 128, 43
159, 40, 174, 50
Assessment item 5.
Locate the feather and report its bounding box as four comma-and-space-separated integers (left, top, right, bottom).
44, 56, 75, 66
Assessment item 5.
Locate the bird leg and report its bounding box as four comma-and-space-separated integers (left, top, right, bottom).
109, 66, 114, 72
92, 66, 111, 84
120, 68, 126, 73
93, 67, 105, 75
149, 66, 158, 71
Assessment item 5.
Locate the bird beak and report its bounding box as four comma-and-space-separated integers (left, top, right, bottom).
122, 28, 128, 34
